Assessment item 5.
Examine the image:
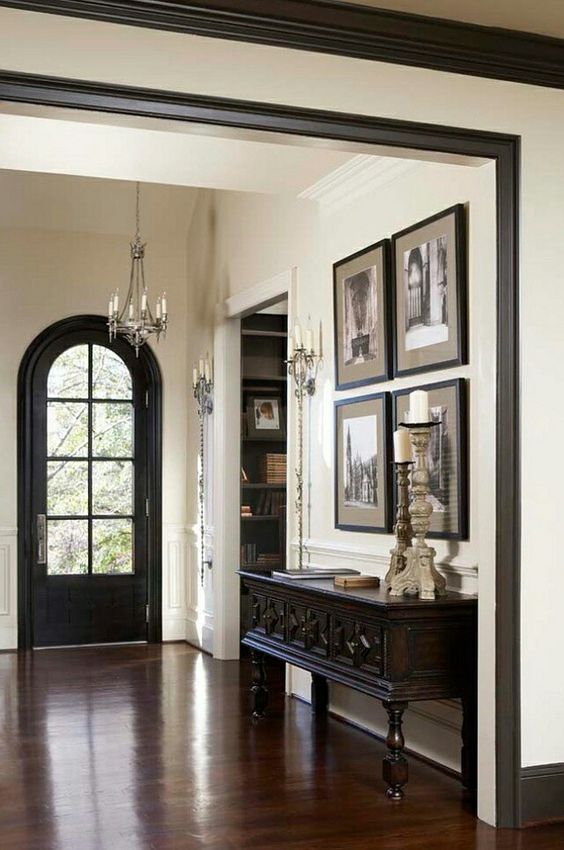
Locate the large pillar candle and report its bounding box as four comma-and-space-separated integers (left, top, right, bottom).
409, 390, 429, 424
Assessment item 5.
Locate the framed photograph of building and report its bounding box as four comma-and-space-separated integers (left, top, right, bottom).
392, 204, 467, 377
335, 392, 391, 533
393, 378, 468, 539
246, 397, 286, 440
333, 240, 391, 390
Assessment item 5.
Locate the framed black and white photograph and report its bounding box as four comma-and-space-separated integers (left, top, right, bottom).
393, 379, 468, 539
333, 240, 391, 390
246, 397, 286, 440
335, 392, 391, 533
392, 204, 467, 377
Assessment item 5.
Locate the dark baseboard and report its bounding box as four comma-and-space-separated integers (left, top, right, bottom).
1, 0, 564, 91
521, 763, 564, 825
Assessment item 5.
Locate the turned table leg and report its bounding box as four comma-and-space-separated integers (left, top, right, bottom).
382, 700, 408, 800
311, 674, 329, 717
250, 650, 268, 718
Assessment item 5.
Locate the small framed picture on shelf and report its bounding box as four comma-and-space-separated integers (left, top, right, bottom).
333, 239, 391, 390
246, 396, 286, 440
392, 378, 468, 540
334, 392, 391, 533
392, 204, 467, 378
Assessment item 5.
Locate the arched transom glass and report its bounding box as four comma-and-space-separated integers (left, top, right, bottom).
46, 344, 134, 575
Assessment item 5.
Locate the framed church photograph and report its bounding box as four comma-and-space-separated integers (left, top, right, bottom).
333, 239, 391, 390
392, 204, 467, 378
335, 392, 391, 533
393, 378, 468, 540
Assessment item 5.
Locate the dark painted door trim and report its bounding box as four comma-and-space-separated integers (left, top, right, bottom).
3, 71, 520, 828
18, 315, 163, 648
1, 0, 564, 90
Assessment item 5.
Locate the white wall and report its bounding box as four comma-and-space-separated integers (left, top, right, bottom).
2, 4, 564, 824
0, 180, 196, 646
199, 158, 496, 778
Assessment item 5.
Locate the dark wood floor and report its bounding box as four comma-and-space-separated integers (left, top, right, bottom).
0, 644, 562, 850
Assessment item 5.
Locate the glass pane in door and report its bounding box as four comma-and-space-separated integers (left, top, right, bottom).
92, 519, 133, 574
48, 345, 89, 398
47, 519, 89, 575
47, 461, 89, 516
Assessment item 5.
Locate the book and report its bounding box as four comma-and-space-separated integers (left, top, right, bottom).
272, 567, 360, 580
334, 575, 381, 588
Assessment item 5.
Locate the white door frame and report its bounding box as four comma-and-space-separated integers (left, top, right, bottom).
212, 267, 298, 660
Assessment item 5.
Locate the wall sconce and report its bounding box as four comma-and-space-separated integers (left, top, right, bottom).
192, 358, 213, 586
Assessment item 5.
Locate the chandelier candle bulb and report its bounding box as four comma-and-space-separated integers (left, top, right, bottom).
409, 390, 429, 424
198, 358, 205, 377
128, 302, 134, 320
156, 299, 162, 320
113, 291, 119, 314
162, 293, 167, 315
204, 360, 211, 382
192, 367, 198, 387
294, 324, 302, 348
393, 428, 412, 463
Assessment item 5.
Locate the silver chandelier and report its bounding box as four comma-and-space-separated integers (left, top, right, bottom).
108, 182, 168, 356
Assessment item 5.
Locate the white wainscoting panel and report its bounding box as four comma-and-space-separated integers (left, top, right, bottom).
0, 527, 17, 650
186, 524, 214, 654
287, 537, 477, 773
162, 524, 188, 642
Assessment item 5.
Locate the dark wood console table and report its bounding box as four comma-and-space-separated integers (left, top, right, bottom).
239, 570, 477, 800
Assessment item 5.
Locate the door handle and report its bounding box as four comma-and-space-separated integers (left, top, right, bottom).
37, 514, 47, 565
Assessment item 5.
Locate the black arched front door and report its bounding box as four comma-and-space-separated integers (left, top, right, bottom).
19, 317, 162, 648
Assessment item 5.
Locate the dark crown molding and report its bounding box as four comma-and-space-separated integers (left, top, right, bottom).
1, 0, 564, 91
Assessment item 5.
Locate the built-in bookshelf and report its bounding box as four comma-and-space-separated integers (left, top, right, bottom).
240, 311, 288, 573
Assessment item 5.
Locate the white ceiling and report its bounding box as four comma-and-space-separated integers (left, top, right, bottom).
0, 108, 355, 196
339, 0, 564, 39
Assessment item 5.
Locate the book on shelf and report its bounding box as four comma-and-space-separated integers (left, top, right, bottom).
240, 543, 257, 565
256, 490, 267, 515
241, 505, 253, 517
259, 453, 287, 484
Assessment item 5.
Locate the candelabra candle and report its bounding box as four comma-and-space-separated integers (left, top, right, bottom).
384, 461, 413, 589
389, 424, 447, 600
286, 340, 321, 572
192, 370, 214, 586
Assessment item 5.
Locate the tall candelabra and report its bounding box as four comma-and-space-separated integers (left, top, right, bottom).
384, 461, 413, 588
389, 424, 447, 600
192, 360, 213, 586
286, 327, 321, 572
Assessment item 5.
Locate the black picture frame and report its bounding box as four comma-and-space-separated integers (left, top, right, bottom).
392, 204, 467, 378
334, 391, 391, 533
246, 396, 286, 440
392, 378, 468, 540
333, 239, 391, 390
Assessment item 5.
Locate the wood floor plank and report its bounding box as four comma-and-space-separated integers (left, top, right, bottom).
0, 644, 561, 849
